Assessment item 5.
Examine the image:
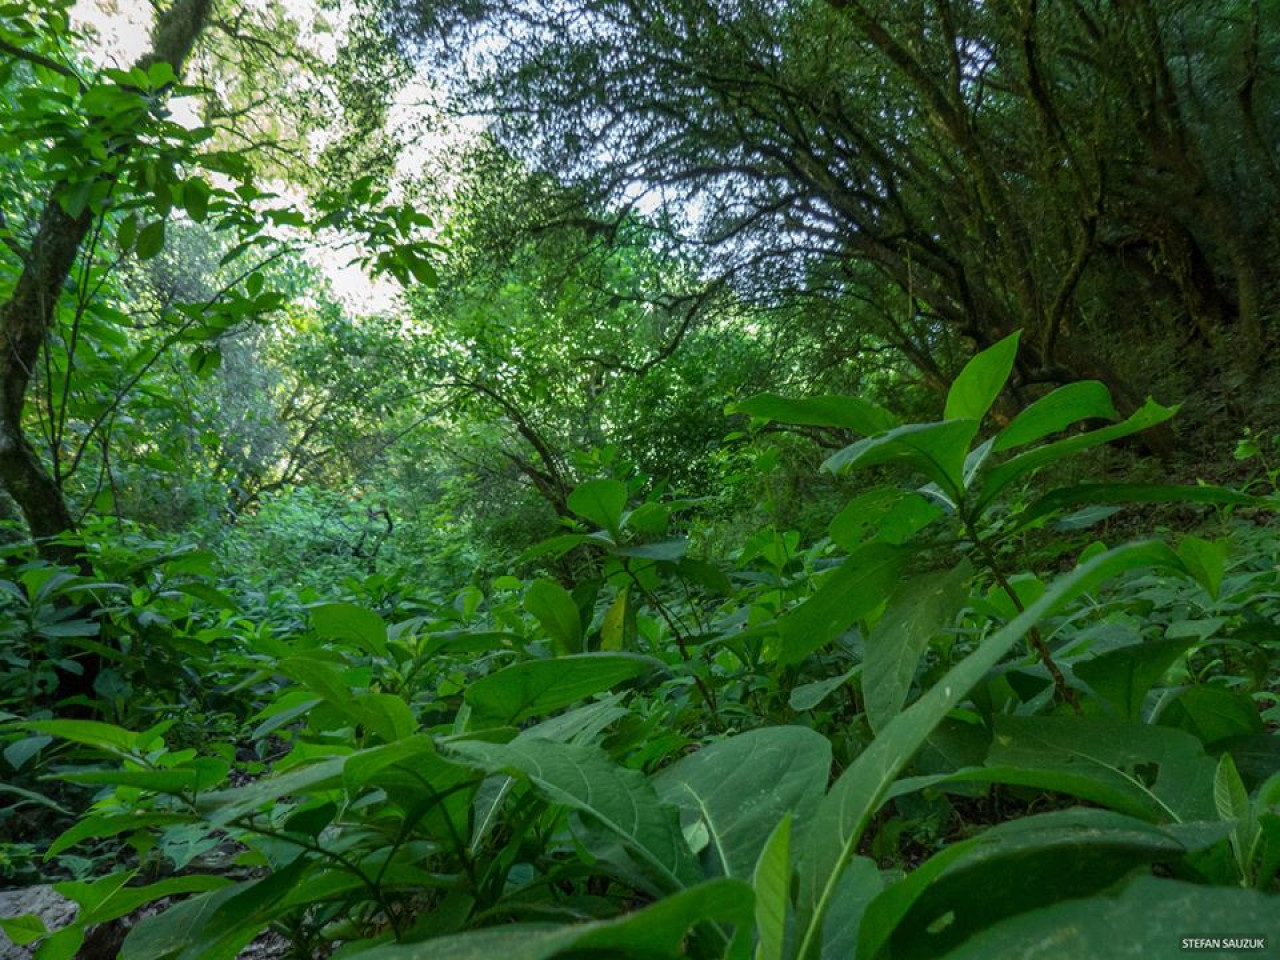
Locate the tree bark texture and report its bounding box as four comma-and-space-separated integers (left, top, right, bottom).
0, 0, 214, 562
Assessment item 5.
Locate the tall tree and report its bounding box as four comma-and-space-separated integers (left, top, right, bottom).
0, 0, 213, 562
407, 0, 1279, 422
402, 147, 770, 522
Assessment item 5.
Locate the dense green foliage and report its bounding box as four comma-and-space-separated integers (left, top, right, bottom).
1, 1, 1279, 959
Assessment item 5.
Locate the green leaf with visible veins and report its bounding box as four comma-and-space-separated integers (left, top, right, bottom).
859, 810, 1188, 960
654, 726, 831, 879
938, 876, 1280, 959
340, 878, 754, 960
792, 541, 1184, 960
1072, 635, 1198, 720
777, 543, 912, 666
752, 814, 791, 960
889, 715, 1218, 824
822, 421, 979, 498
945, 331, 1020, 422
864, 559, 972, 733
993, 380, 1118, 451
448, 738, 700, 893
464, 653, 659, 724
523, 579, 583, 655
568, 479, 628, 535
729, 393, 898, 435
309, 602, 388, 656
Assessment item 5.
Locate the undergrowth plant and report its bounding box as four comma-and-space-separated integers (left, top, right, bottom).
2, 333, 1278, 959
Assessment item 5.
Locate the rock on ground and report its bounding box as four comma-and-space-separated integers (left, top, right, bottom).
1, 885, 293, 960
0, 886, 76, 960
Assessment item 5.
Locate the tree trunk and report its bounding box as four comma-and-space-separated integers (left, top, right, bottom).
0, 202, 92, 567
0, 0, 215, 708
0, 0, 214, 563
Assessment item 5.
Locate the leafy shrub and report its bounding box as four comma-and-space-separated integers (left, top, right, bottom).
2, 335, 1278, 958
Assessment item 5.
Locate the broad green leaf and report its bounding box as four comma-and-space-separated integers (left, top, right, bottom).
346, 736, 477, 843
518, 694, 630, 745
116, 213, 138, 251
135, 219, 165, 260
859, 810, 1187, 960
59, 758, 229, 795
146, 61, 175, 87
48, 812, 194, 858
752, 814, 791, 960
993, 380, 1118, 451
249, 693, 322, 740
680, 560, 732, 599
464, 653, 658, 725
517, 533, 588, 564
17, 719, 138, 754
654, 727, 831, 878
864, 560, 972, 733
52, 870, 132, 920
1258, 812, 1280, 888
777, 544, 911, 666
613, 539, 689, 561
568, 479, 627, 535
1177, 536, 1230, 600
600, 586, 630, 651
32, 925, 81, 960
0, 783, 71, 814
449, 739, 700, 893
976, 398, 1179, 511
793, 541, 1183, 960
416, 631, 523, 661
309, 602, 388, 657
961, 437, 997, 490
183, 177, 210, 222
349, 692, 417, 743
729, 393, 897, 435
829, 488, 943, 551
1053, 504, 1124, 530
35, 620, 99, 638
1157, 686, 1265, 748
788, 665, 859, 712
1165, 618, 1229, 642
822, 420, 980, 498
197, 757, 347, 826
1221, 734, 1280, 791
1215, 753, 1255, 879
1, 915, 48, 946
944, 331, 1020, 422
342, 878, 753, 960
122, 858, 308, 960
1072, 635, 1198, 720
938, 876, 1280, 959
277, 656, 360, 717
819, 858, 881, 960
282, 798, 335, 839
625, 501, 671, 535
58, 874, 229, 927
4, 734, 51, 770
523, 579, 583, 655
341, 734, 442, 792
59, 178, 93, 218
894, 715, 1217, 823
1012, 482, 1259, 532
469, 699, 629, 852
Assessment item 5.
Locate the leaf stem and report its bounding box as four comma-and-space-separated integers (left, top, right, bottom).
964, 520, 1080, 713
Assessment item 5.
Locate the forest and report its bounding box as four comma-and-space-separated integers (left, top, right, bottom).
1, 0, 1279, 957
